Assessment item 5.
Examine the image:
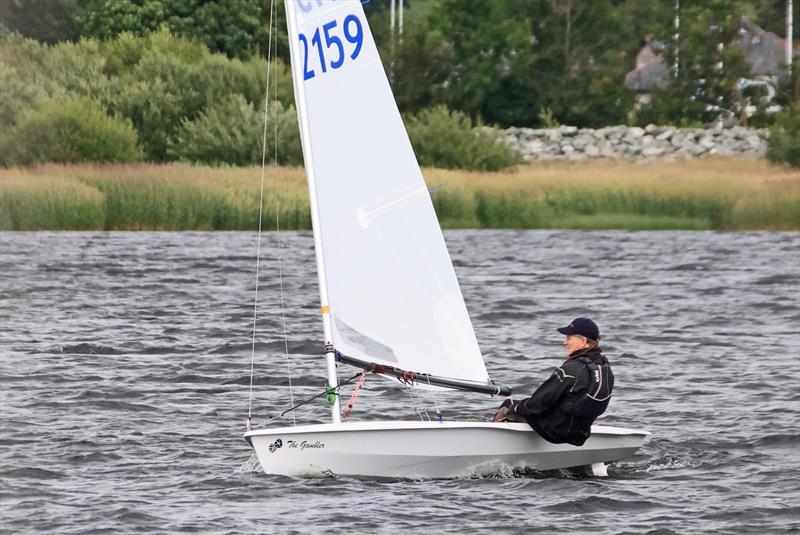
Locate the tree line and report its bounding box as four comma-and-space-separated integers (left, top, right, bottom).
0, 0, 796, 168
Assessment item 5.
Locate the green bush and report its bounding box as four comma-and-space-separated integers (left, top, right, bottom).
0, 97, 143, 165
0, 61, 48, 128
0, 34, 65, 128
42, 39, 108, 101
0, 34, 110, 127
766, 103, 800, 168
0, 29, 298, 164
168, 94, 261, 166
405, 106, 522, 171
97, 28, 208, 79
100, 29, 295, 162
168, 95, 301, 166
266, 101, 303, 166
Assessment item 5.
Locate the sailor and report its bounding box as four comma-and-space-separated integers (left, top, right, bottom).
493, 317, 613, 446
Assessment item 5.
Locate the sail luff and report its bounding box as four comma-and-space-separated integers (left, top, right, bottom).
284, 0, 341, 423
284, 0, 493, 390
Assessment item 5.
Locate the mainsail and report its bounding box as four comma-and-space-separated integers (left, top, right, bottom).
285, 0, 496, 390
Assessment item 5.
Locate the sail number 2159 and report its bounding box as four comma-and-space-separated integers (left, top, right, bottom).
299, 15, 364, 81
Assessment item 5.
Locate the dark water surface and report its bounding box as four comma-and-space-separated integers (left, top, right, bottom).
1, 231, 799, 534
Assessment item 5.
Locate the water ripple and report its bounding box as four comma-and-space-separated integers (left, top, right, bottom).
1, 230, 798, 534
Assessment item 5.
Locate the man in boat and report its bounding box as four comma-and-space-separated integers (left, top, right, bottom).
493, 317, 613, 446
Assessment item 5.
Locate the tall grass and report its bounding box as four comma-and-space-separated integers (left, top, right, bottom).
1, 158, 798, 231
427, 158, 800, 231
1, 164, 310, 231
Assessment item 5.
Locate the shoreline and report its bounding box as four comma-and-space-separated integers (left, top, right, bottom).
1, 158, 798, 231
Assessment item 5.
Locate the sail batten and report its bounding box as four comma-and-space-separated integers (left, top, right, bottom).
286, 0, 491, 386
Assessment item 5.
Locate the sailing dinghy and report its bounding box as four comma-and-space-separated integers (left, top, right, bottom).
244, 0, 648, 478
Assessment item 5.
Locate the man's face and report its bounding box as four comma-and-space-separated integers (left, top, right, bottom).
564, 334, 588, 355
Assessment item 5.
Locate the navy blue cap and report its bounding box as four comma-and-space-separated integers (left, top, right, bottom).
557, 317, 599, 341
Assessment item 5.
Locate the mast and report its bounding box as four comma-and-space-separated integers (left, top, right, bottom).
284, 0, 341, 424
788, 0, 794, 71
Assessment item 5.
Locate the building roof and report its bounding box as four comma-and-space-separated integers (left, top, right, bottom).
625, 18, 796, 93
736, 18, 792, 77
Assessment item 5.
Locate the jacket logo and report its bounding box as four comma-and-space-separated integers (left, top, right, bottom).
594, 369, 601, 382
268, 439, 283, 453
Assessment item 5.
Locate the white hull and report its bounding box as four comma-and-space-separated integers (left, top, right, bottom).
245, 421, 648, 478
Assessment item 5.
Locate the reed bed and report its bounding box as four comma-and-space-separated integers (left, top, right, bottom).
1, 159, 797, 231
428, 158, 800, 230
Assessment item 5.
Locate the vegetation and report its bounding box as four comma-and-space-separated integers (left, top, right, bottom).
0, 29, 519, 171
0, 97, 142, 165
1, 0, 793, 134
2, 159, 797, 232
405, 106, 522, 171
633, 0, 753, 127
426, 158, 800, 231
0, 0, 800, 186
0, 0, 277, 59
766, 103, 800, 168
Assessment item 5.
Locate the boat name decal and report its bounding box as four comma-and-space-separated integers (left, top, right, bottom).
268, 438, 324, 453
287, 439, 325, 451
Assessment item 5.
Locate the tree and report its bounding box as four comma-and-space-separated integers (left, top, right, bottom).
766, 102, 800, 167
70, 0, 286, 60
636, 0, 753, 125
424, 0, 636, 128
0, 96, 142, 165
0, 0, 79, 43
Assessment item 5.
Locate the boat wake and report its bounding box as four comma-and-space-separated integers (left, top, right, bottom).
643, 456, 696, 473
233, 453, 262, 474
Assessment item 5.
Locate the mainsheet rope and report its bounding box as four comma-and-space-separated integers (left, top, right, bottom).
256, 372, 364, 427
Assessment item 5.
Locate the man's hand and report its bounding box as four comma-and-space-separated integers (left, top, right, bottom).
492, 406, 510, 422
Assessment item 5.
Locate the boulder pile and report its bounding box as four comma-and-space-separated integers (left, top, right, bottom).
502, 124, 768, 162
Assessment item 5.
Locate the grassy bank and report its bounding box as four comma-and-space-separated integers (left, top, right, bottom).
1, 159, 798, 231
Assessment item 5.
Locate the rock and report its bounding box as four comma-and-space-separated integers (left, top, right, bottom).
644, 124, 665, 135
526, 139, 545, 153
623, 127, 645, 144
499, 124, 767, 162
572, 134, 592, 149
746, 135, 762, 148
656, 129, 674, 141
624, 144, 642, 156
642, 146, 665, 157
712, 144, 736, 156
599, 143, 619, 159
627, 127, 645, 138
698, 136, 716, 149
687, 143, 708, 156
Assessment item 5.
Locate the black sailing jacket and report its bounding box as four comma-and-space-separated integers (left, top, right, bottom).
509, 346, 614, 446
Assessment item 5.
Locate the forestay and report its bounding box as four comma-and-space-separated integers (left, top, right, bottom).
285, 0, 491, 387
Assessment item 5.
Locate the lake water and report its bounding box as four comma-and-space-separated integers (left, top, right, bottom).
1, 230, 798, 534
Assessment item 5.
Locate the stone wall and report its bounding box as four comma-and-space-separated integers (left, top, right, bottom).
502, 124, 768, 162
